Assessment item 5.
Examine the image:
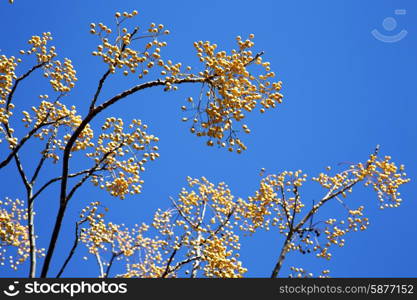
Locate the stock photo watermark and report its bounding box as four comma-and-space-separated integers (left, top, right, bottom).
2, 280, 128, 298
371, 9, 407, 43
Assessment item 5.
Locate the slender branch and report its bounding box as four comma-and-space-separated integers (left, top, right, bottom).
0, 114, 67, 170
1, 114, 37, 277
169, 257, 200, 275
212, 206, 235, 237
89, 27, 139, 111
27, 188, 36, 278
244, 51, 265, 67
279, 185, 292, 229
270, 231, 294, 278
191, 199, 207, 278
161, 236, 185, 278
270, 186, 300, 278
65, 167, 101, 202
30, 129, 57, 185
104, 252, 119, 278
95, 252, 105, 278
89, 70, 111, 111
12, 152, 31, 192
56, 221, 84, 278
295, 180, 358, 234
270, 146, 381, 277
190, 231, 203, 278
171, 197, 198, 229
289, 186, 300, 231
6, 62, 47, 108
31, 169, 101, 202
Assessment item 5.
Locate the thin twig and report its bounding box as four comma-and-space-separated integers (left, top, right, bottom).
6, 62, 47, 108
56, 220, 84, 278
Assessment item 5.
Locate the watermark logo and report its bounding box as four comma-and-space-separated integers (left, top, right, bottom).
371, 9, 407, 43
2, 281, 127, 297
3, 281, 20, 297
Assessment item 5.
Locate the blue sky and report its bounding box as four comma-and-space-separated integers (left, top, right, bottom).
0, 0, 416, 277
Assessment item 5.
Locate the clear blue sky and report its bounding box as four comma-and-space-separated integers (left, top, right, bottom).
0, 0, 416, 277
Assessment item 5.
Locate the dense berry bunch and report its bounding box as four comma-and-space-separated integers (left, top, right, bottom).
182, 35, 283, 153
19, 33, 77, 92
0, 55, 17, 142
79, 202, 165, 277
152, 177, 246, 277
21, 98, 94, 161
43, 58, 77, 92
0, 55, 17, 101
313, 153, 410, 209
353, 154, 409, 209
22, 33, 57, 63
90, 10, 170, 79
78, 149, 410, 277
238, 170, 306, 233
0, 198, 43, 270
87, 118, 159, 199
1, 32, 77, 151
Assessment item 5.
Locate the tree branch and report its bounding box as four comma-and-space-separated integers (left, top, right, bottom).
6, 61, 47, 108
41, 76, 207, 277
0, 109, 67, 170
270, 145, 381, 277
56, 220, 84, 278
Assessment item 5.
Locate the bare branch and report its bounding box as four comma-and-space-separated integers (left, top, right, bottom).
0, 110, 67, 170
30, 129, 57, 185
95, 252, 105, 278
161, 235, 186, 278
104, 252, 119, 278
6, 62, 47, 108
56, 220, 85, 278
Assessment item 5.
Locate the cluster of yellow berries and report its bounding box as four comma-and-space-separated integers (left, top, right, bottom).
313, 153, 410, 210
22, 33, 57, 63
18, 33, 77, 92
78, 151, 410, 277
289, 267, 314, 278
289, 267, 330, 278
172, 177, 246, 277
149, 177, 247, 277
22, 98, 93, 162
0, 55, 17, 143
202, 235, 247, 277
313, 168, 355, 193
353, 154, 410, 209
87, 12, 283, 153
0, 198, 43, 270
238, 171, 307, 233
307, 206, 369, 260
87, 118, 159, 199
182, 35, 283, 153
0, 32, 77, 148
84, 177, 246, 277
283, 152, 409, 269
90, 10, 170, 79
0, 55, 17, 101
43, 58, 77, 92
79, 202, 165, 277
